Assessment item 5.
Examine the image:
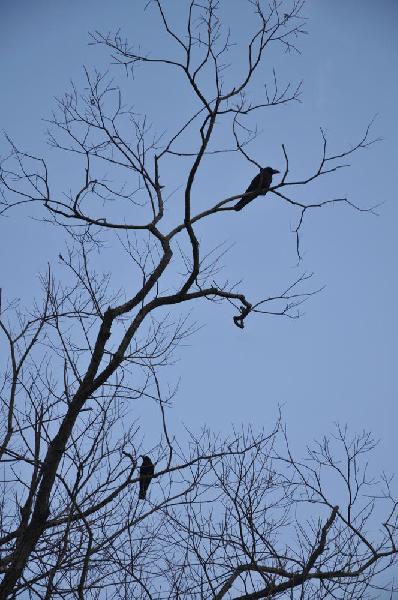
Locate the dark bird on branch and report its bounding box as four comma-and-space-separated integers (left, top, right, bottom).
139, 455, 154, 500
235, 166, 279, 211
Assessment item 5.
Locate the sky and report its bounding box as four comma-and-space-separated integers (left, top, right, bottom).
0, 0, 397, 588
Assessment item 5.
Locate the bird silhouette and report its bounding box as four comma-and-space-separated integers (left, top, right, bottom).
139, 455, 154, 500
235, 166, 279, 211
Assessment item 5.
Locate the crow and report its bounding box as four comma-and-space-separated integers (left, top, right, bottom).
235, 167, 279, 211
139, 455, 154, 500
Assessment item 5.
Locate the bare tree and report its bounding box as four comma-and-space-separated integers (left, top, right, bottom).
0, 1, 395, 598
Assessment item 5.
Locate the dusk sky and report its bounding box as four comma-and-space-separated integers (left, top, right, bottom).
1, 2, 397, 583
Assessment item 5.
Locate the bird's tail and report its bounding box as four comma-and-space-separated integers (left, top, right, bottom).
234, 198, 246, 211
139, 478, 149, 500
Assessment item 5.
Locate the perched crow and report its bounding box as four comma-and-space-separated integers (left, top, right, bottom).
139, 455, 154, 500
235, 167, 279, 211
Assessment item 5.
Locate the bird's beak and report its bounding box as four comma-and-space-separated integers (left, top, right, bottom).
272, 169, 280, 174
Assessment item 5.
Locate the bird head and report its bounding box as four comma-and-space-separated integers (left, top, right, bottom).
260, 167, 279, 176
141, 455, 152, 465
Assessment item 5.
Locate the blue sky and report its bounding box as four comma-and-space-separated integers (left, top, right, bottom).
0, 0, 397, 499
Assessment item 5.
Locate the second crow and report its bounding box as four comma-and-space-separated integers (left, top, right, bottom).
235, 166, 279, 211
139, 455, 154, 500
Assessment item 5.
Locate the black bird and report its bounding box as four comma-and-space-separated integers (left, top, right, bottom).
139, 455, 154, 500
235, 166, 279, 211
